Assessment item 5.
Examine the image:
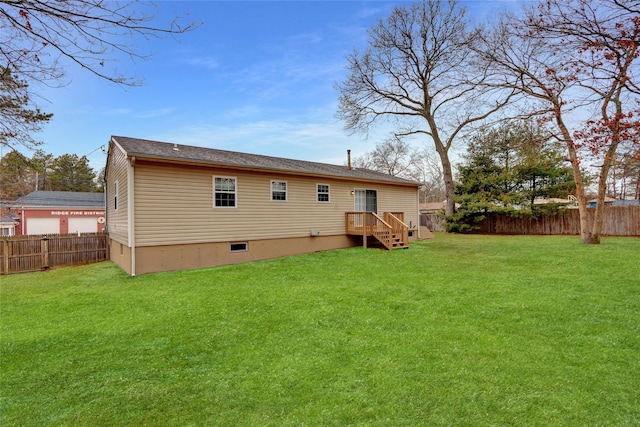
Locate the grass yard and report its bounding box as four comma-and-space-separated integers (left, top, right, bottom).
1, 233, 639, 426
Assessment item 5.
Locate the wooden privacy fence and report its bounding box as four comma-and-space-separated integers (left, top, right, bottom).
1, 233, 109, 275
474, 206, 640, 236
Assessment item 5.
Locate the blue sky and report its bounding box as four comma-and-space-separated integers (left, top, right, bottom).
32, 1, 524, 172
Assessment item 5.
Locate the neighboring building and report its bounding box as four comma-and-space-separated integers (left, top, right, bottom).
13, 191, 106, 235
0, 201, 17, 236
612, 199, 640, 207
105, 136, 422, 276
419, 201, 446, 213
533, 195, 579, 208
419, 201, 446, 232
587, 196, 616, 208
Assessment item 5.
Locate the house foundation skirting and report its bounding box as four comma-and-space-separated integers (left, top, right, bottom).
110, 235, 360, 275
110, 239, 133, 274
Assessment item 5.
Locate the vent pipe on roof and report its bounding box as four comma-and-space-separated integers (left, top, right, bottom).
347, 149, 352, 170
172, 144, 179, 151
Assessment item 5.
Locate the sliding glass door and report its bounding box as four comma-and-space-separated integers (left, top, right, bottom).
354, 189, 377, 213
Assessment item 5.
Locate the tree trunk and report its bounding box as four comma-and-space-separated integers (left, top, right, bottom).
590, 166, 611, 245
441, 155, 455, 216
556, 113, 592, 243
590, 138, 620, 244
566, 142, 592, 243
433, 142, 455, 216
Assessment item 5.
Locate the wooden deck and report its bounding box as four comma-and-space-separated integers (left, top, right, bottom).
345, 212, 409, 250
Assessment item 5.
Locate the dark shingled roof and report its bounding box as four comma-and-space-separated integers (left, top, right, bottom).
112, 136, 421, 186
0, 201, 18, 222
15, 191, 105, 208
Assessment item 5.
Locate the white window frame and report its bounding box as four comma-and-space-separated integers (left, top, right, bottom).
316, 184, 330, 203
271, 180, 288, 202
213, 176, 237, 208
114, 180, 119, 211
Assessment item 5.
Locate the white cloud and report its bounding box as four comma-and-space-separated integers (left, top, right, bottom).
102, 107, 173, 119
186, 56, 220, 70
134, 108, 174, 119
156, 113, 368, 165
104, 108, 133, 116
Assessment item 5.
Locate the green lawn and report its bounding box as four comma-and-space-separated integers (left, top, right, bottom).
1, 234, 639, 426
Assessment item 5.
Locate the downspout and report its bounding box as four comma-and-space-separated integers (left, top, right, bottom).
128, 156, 136, 276
21, 206, 24, 235
416, 188, 421, 240
103, 180, 108, 233
102, 142, 110, 263
103, 140, 111, 237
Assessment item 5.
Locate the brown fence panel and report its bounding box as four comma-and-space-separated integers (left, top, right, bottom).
47, 233, 109, 269
0, 233, 109, 275
601, 206, 640, 235
0, 235, 43, 274
475, 206, 640, 236
481, 211, 582, 235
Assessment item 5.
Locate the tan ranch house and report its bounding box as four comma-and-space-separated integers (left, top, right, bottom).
105, 136, 422, 276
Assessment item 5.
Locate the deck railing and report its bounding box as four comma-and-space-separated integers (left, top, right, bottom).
345, 211, 392, 249
369, 213, 393, 249
384, 212, 409, 246
345, 212, 398, 250
346, 211, 366, 234
388, 212, 405, 222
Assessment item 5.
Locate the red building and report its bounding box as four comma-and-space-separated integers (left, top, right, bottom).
13, 191, 105, 235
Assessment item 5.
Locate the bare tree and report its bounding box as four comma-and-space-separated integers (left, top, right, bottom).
352, 137, 420, 178
353, 140, 446, 203
336, 0, 513, 216
605, 146, 640, 200
0, 0, 196, 86
414, 148, 445, 203
477, 0, 640, 243
0, 0, 197, 150
535, 0, 640, 244
475, 14, 592, 241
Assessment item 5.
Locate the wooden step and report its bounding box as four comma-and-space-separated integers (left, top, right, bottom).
391, 234, 406, 246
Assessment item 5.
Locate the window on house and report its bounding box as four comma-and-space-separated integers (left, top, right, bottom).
230, 242, 248, 252
271, 180, 287, 201
214, 177, 236, 207
317, 184, 330, 202
114, 181, 118, 211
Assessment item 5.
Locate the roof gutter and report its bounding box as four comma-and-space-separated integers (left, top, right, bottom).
123, 153, 422, 188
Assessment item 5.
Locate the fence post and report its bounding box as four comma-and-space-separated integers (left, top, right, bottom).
105, 234, 110, 260
41, 237, 49, 270
2, 239, 8, 275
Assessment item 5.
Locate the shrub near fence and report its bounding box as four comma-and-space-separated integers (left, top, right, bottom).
0, 233, 109, 275
421, 213, 446, 232
475, 206, 640, 236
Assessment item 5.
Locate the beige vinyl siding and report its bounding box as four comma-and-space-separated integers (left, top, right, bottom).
105, 142, 129, 245
377, 186, 420, 229
133, 161, 419, 247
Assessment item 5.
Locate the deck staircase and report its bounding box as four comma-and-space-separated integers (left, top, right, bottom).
345, 212, 409, 250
